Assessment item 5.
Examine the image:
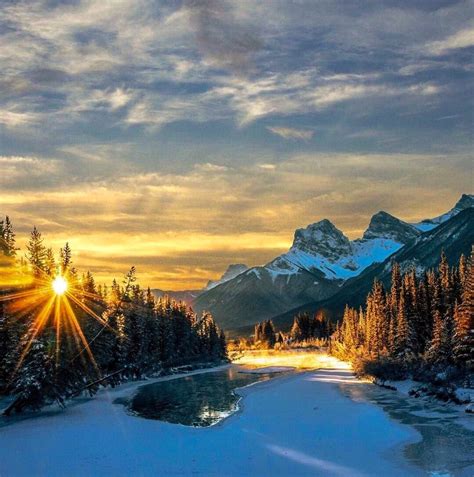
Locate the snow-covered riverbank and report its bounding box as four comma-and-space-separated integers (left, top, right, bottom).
0, 357, 426, 477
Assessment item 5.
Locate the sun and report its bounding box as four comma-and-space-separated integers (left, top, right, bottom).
52, 275, 68, 295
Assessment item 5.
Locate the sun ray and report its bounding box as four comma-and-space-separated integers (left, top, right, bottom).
55, 296, 61, 366
65, 292, 112, 330
14, 294, 56, 375
62, 295, 100, 374
2, 272, 111, 382
0, 287, 49, 303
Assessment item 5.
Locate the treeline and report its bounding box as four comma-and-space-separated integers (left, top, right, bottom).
331, 251, 473, 380
253, 312, 333, 349
0, 218, 227, 413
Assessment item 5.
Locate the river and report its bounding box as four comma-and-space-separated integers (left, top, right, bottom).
0, 355, 473, 476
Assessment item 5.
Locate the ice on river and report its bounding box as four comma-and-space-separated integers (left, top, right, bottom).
0, 357, 473, 476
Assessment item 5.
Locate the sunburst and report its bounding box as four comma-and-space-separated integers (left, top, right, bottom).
0, 268, 113, 381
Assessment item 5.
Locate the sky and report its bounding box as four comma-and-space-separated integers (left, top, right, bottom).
0, 0, 473, 290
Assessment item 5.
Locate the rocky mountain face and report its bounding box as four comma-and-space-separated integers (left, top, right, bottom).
191, 194, 472, 332
363, 211, 420, 242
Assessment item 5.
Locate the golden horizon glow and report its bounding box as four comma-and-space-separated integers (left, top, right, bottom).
2, 153, 471, 289
52, 276, 68, 295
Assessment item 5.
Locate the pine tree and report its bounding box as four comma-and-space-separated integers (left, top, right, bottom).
1, 216, 17, 257
439, 250, 454, 318
390, 262, 402, 316
396, 284, 416, 358
8, 337, 62, 413
26, 227, 47, 278
453, 250, 474, 370
60, 242, 72, 275
262, 320, 276, 348
44, 248, 56, 277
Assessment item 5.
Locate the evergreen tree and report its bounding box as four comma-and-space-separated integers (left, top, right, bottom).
1, 216, 17, 257
44, 248, 56, 277
453, 250, 474, 369
26, 227, 47, 278
262, 320, 276, 348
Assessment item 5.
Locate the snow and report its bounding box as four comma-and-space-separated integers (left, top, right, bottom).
413, 222, 438, 232
246, 268, 262, 279
373, 379, 474, 427
0, 358, 425, 477
412, 194, 473, 231
266, 237, 402, 281
454, 388, 474, 404
377, 379, 419, 396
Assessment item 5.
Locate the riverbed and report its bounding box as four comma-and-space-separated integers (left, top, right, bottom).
0, 354, 473, 476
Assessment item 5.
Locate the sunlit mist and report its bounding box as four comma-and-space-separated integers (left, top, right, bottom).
232, 349, 351, 370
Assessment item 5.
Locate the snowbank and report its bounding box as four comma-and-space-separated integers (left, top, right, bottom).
373, 378, 474, 417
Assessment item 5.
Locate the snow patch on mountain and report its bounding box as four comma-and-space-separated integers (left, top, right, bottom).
264, 213, 416, 281
413, 194, 473, 231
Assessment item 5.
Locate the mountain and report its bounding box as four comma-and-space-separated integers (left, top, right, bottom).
413, 193, 474, 232
151, 264, 248, 305
194, 210, 421, 330
270, 207, 474, 333
151, 289, 201, 306
205, 264, 248, 290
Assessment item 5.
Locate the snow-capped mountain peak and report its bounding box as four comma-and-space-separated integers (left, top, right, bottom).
292, 219, 352, 259
205, 263, 248, 290
267, 211, 421, 282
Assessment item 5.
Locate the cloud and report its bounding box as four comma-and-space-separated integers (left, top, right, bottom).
267, 127, 314, 140
0, 0, 472, 288
0, 0, 470, 135
194, 162, 229, 172
0, 156, 63, 187
3, 150, 471, 287
425, 27, 474, 55
184, 0, 263, 75
0, 109, 39, 128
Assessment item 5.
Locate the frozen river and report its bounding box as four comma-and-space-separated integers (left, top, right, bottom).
0, 357, 473, 476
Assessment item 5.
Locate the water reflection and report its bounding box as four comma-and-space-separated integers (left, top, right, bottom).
125, 367, 283, 427
340, 381, 474, 477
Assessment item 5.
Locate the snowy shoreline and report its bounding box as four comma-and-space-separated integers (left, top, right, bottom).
0, 362, 232, 427
370, 377, 474, 429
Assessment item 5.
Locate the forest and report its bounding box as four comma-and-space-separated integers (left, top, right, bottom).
331, 251, 474, 383
0, 216, 227, 414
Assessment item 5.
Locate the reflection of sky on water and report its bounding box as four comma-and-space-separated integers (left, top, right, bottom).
127, 366, 286, 427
